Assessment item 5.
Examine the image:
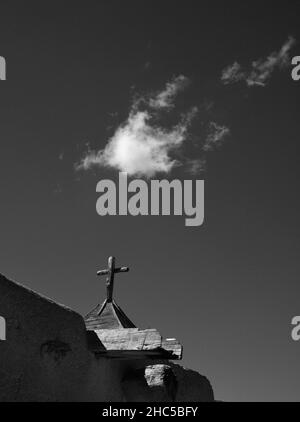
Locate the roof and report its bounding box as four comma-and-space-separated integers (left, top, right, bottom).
84, 299, 183, 360
84, 299, 136, 330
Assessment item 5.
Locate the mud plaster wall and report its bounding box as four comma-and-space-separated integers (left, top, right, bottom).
0, 274, 214, 402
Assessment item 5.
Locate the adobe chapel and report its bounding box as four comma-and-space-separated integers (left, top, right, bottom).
0, 256, 214, 402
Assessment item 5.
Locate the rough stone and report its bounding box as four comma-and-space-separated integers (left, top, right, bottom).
145, 364, 177, 401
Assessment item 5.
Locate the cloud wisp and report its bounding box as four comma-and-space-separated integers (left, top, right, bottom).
221, 36, 295, 87
148, 75, 190, 110
76, 75, 230, 177
203, 122, 230, 152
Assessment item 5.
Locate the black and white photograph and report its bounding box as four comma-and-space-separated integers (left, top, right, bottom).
0, 0, 300, 411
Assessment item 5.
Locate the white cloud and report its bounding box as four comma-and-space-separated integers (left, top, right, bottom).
76, 76, 230, 177
76, 110, 192, 177
221, 36, 296, 87
75, 76, 197, 177
148, 75, 189, 110
203, 122, 230, 151
221, 62, 245, 85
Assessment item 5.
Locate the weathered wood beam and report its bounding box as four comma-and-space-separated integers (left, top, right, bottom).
88, 328, 182, 360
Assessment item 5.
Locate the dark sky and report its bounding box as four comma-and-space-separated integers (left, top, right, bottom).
0, 1, 300, 401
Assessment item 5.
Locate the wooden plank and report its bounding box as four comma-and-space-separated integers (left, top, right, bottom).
95, 328, 147, 351
85, 301, 136, 330
161, 338, 182, 359
91, 328, 182, 360
142, 329, 162, 350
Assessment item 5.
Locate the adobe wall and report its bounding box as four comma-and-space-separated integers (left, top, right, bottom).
0, 274, 125, 401
0, 274, 214, 402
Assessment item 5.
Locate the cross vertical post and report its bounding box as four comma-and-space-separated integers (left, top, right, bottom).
97, 256, 129, 302
106, 256, 115, 302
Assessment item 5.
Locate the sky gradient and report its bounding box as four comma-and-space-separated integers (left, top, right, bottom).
0, 1, 300, 401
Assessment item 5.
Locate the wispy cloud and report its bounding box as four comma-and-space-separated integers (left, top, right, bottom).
76, 76, 230, 177
203, 122, 230, 151
186, 158, 206, 175
148, 75, 189, 110
221, 36, 296, 87
221, 62, 245, 85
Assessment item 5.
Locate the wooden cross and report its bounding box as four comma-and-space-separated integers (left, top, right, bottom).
97, 256, 129, 302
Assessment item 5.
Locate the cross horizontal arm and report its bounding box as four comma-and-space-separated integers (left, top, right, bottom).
97, 269, 109, 276
115, 266, 129, 273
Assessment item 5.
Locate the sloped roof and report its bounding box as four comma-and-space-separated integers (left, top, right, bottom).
84, 299, 136, 330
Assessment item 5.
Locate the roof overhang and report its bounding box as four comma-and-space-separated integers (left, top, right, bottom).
86, 328, 182, 360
